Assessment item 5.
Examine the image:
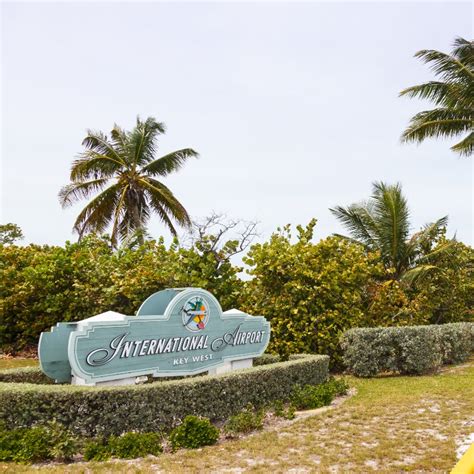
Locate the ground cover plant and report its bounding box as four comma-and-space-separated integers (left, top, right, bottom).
83, 432, 163, 461
224, 404, 265, 436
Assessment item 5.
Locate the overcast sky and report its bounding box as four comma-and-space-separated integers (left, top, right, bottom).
1, 1, 473, 250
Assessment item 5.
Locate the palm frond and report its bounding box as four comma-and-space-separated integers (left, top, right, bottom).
330, 203, 379, 249
142, 148, 199, 177
451, 131, 474, 156
402, 264, 439, 285
147, 194, 178, 236
414, 48, 474, 83
128, 117, 166, 167
371, 182, 410, 273
81, 130, 125, 165
401, 108, 473, 143
70, 153, 122, 181
73, 183, 122, 238
110, 186, 128, 245
399, 81, 472, 109
451, 37, 474, 68
140, 177, 191, 228
59, 178, 109, 208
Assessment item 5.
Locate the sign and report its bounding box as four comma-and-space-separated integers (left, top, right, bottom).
39, 288, 270, 384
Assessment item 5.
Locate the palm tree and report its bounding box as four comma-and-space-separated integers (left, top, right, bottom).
59, 117, 198, 246
400, 37, 473, 157
330, 182, 452, 281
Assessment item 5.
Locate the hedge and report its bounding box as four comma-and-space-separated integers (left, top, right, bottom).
0, 354, 329, 437
0, 355, 282, 385
0, 367, 53, 384
341, 322, 474, 377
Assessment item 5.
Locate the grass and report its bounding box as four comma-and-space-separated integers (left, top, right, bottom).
0, 358, 38, 370
0, 359, 473, 473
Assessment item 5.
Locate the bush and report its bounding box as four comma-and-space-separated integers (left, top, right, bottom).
0, 236, 243, 352
242, 221, 383, 368
83, 439, 111, 462
224, 404, 264, 435
290, 377, 349, 411
0, 422, 77, 463
272, 400, 295, 420
109, 432, 163, 459
0, 355, 329, 437
290, 384, 332, 410
436, 323, 473, 364
341, 323, 474, 377
169, 416, 219, 450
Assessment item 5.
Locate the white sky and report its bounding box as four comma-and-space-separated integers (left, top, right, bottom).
1, 1, 473, 248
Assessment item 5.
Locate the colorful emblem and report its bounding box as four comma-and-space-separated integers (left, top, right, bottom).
181, 296, 209, 332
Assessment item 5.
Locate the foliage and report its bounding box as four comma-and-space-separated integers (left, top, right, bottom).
341, 322, 474, 377
330, 181, 453, 281
272, 400, 295, 420
169, 416, 219, 450
408, 238, 474, 324
83, 438, 111, 462
0, 355, 329, 437
0, 367, 52, 384
400, 37, 474, 157
0, 235, 243, 351
243, 220, 383, 366
290, 378, 348, 410
0, 422, 77, 463
109, 432, 163, 459
59, 116, 198, 246
0, 223, 23, 245
224, 404, 264, 435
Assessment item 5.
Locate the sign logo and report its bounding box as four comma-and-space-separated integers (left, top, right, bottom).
181, 296, 209, 331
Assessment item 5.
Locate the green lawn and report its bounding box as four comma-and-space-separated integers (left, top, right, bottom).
1, 358, 473, 473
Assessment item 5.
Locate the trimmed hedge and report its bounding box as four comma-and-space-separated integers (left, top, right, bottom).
0, 367, 53, 384
341, 322, 474, 377
0, 354, 329, 437
0, 355, 282, 385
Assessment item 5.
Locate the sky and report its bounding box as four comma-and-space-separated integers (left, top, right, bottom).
1, 1, 473, 252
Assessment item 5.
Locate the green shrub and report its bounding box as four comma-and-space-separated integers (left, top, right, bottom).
224, 404, 264, 435
436, 323, 473, 364
0, 235, 243, 352
0, 422, 77, 463
44, 421, 78, 462
109, 432, 163, 459
272, 400, 295, 420
341, 323, 474, 377
0, 355, 329, 437
324, 377, 350, 398
169, 416, 219, 450
289, 378, 348, 411
11, 427, 53, 463
242, 222, 383, 368
0, 428, 26, 462
290, 384, 333, 410
83, 439, 111, 462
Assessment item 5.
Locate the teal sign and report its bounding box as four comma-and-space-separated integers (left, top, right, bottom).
39, 288, 270, 384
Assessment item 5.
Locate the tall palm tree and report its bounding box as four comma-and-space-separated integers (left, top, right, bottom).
59, 117, 198, 246
400, 37, 474, 157
330, 182, 452, 281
